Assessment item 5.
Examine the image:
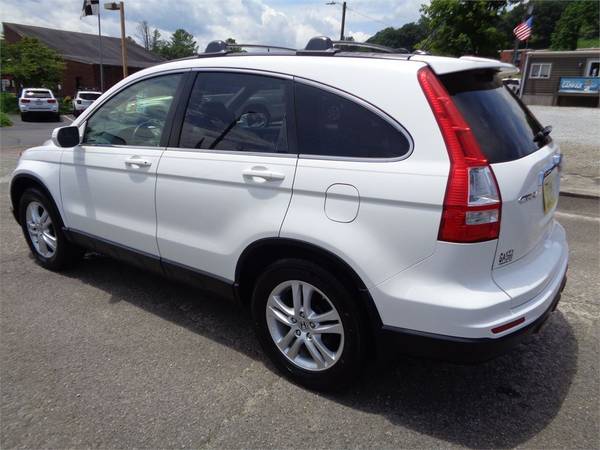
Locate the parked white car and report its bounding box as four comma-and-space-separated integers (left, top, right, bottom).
72, 90, 102, 117
9, 37, 568, 390
18, 88, 59, 121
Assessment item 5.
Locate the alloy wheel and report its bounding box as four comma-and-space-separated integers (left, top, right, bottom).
266, 280, 344, 372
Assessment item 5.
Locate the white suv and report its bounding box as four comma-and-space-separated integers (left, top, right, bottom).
72, 90, 102, 117
18, 88, 60, 121
9, 38, 568, 389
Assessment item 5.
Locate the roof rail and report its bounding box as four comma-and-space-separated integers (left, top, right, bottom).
297, 36, 340, 56
201, 40, 296, 57
332, 40, 397, 53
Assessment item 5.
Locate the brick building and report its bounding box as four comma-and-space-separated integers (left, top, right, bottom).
2, 22, 164, 97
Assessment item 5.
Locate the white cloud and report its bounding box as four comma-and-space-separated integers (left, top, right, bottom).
0, 0, 424, 51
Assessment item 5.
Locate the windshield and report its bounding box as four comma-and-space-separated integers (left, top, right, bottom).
24, 90, 52, 98
440, 70, 545, 164
80, 93, 101, 100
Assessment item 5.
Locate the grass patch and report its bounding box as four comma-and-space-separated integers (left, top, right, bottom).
577, 37, 600, 49
0, 92, 19, 114
0, 111, 13, 127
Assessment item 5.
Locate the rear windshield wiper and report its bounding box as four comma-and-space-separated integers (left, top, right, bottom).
534, 125, 552, 143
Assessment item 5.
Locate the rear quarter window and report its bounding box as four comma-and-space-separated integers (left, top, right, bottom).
294, 83, 411, 159
440, 70, 544, 164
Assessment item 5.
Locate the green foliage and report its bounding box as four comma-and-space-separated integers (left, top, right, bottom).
551, 0, 600, 50
417, 0, 509, 57
156, 29, 198, 59
498, 0, 568, 50
0, 37, 65, 91
367, 21, 428, 52
0, 92, 19, 114
0, 111, 12, 127
225, 38, 244, 53
577, 37, 600, 49
60, 96, 72, 114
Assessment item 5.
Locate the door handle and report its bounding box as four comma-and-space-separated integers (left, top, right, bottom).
242, 167, 285, 182
125, 156, 152, 167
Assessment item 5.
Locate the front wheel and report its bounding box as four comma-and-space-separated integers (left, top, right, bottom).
19, 188, 83, 271
251, 259, 367, 390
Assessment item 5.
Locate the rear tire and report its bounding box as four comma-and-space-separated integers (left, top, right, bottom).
54, 113, 61, 122
18, 188, 83, 271
20, 112, 28, 122
251, 258, 367, 390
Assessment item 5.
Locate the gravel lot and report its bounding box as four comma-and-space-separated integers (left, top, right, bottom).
1, 117, 599, 449
530, 105, 600, 193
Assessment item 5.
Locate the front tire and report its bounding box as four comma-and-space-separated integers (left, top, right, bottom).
18, 188, 83, 271
251, 259, 367, 390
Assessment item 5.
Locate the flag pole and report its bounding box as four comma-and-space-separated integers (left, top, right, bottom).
97, 2, 104, 91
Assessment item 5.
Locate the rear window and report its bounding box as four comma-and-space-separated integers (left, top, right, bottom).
80, 93, 101, 100
440, 70, 545, 164
24, 90, 52, 98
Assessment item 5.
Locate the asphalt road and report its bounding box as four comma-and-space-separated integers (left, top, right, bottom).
1, 117, 599, 449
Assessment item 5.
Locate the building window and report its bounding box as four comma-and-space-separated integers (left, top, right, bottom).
585, 59, 599, 77
529, 63, 552, 79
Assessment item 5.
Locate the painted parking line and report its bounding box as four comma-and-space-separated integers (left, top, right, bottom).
62, 115, 74, 122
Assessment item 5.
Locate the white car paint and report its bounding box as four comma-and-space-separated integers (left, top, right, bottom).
10, 50, 568, 343
72, 91, 102, 116
18, 88, 59, 115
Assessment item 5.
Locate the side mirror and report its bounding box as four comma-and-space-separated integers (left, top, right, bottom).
51, 126, 80, 148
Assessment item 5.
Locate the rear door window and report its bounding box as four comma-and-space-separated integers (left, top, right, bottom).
24, 90, 52, 98
440, 70, 545, 164
294, 82, 411, 159
179, 72, 292, 153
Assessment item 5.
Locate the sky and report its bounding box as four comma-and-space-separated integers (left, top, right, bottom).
0, 0, 424, 51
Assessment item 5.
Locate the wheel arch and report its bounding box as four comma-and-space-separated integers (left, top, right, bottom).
10, 174, 63, 226
235, 237, 383, 333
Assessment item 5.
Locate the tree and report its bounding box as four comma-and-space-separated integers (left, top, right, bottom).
0, 37, 65, 91
551, 1, 600, 50
417, 0, 509, 57
158, 29, 198, 59
150, 29, 163, 53
225, 37, 243, 53
367, 21, 428, 52
136, 20, 151, 50
499, 0, 568, 50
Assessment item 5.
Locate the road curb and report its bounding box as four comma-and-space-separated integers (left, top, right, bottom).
560, 190, 599, 200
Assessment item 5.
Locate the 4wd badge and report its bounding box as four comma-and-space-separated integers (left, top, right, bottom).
498, 249, 514, 265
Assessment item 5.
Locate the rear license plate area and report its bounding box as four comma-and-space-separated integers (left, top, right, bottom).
543, 167, 559, 214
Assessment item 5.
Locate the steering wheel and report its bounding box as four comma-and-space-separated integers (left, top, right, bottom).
132, 118, 163, 143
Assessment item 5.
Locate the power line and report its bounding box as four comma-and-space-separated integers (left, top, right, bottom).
345, 5, 396, 29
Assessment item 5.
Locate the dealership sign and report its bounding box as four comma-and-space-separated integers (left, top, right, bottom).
559, 77, 600, 94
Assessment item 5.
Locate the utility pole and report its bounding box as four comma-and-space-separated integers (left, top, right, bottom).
97, 4, 104, 91
340, 1, 347, 40
326, 1, 347, 41
105, 2, 128, 78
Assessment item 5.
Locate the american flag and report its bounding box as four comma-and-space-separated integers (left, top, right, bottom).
81, 0, 99, 17
513, 16, 533, 41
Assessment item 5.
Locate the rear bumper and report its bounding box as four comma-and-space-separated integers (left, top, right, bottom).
379, 272, 567, 363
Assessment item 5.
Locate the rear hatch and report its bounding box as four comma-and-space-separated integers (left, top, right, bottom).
23, 90, 55, 109
438, 69, 565, 307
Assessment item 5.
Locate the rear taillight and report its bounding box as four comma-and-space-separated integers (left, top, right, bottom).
418, 66, 501, 243
47, 99, 56, 103
20, 99, 30, 103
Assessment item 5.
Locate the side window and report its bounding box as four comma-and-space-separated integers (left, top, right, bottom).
83, 74, 182, 147
295, 83, 410, 159
179, 72, 291, 153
